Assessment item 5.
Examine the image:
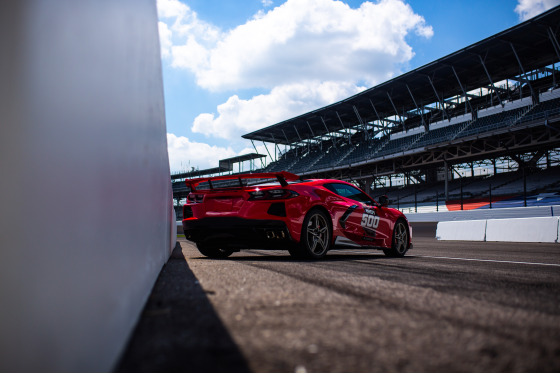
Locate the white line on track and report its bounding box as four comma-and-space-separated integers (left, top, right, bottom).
331, 249, 560, 267
411, 255, 560, 267
250, 249, 560, 267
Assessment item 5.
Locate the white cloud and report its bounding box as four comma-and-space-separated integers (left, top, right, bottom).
192, 81, 366, 139
157, 0, 222, 63
161, 0, 433, 91
515, 0, 559, 21
157, 0, 189, 18
171, 36, 210, 72
159, 0, 434, 157
167, 133, 237, 172
158, 21, 172, 58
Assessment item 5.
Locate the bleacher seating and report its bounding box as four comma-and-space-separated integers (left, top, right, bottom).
342, 143, 372, 165
373, 132, 424, 158
294, 147, 325, 172
307, 143, 347, 171
263, 153, 297, 172
412, 121, 467, 149
374, 165, 560, 209
522, 97, 560, 120
256, 92, 560, 211
524, 166, 560, 191
457, 106, 527, 138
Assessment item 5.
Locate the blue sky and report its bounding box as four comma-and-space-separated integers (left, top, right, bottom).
157, 0, 559, 173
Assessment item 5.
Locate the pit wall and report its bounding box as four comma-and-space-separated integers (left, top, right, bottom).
0, 1, 173, 371
436, 217, 559, 243
407, 206, 560, 242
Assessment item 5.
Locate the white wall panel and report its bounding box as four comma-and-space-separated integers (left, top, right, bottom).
436, 220, 487, 241
0, 0, 172, 371
486, 217, 559, 243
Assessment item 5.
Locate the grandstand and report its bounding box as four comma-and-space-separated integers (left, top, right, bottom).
173, 6, 560, 217
171, 153, 265, 203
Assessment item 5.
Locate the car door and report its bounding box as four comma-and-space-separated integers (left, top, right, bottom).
323, 182, 391, 245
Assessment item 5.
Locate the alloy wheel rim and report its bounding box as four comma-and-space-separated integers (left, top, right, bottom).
394, 222, 407, 254
307, 214, 329, 254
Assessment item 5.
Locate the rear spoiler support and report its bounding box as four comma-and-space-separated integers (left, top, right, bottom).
277, 175, 288, 187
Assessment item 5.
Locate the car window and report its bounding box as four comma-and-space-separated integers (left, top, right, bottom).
323, 183, 374, 205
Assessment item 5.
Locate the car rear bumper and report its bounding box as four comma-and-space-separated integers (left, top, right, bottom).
182, 217, 294, 249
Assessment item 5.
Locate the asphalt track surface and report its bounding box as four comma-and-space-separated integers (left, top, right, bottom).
118, 225, 560, 372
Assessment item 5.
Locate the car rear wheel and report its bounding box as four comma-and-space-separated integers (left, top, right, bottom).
383, 219, 409, 257
291, 208, 332, 259
196, 244, 234, 259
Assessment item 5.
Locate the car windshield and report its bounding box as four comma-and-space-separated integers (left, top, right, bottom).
323, 183, 374, 205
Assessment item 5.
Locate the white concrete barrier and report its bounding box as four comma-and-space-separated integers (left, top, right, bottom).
436, 217, 560, 243
486, 217, 559, 243
0, 1, 172, 371
436, 220, 487, 241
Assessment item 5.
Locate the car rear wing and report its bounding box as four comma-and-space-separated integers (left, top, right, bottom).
185, 171, 301, 191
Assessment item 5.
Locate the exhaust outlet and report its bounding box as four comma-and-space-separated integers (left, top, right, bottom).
266, 230, 276, 239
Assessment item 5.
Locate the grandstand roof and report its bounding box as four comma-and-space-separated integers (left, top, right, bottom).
242, 6, 560, 145
218, 153, 266, 164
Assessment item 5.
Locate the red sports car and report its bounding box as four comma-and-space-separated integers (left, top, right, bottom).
182, 171, 412, 259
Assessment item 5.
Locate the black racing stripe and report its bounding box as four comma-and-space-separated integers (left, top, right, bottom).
339, 204, 358, 229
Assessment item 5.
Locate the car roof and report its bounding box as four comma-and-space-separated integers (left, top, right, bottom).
301, 179, 350, 185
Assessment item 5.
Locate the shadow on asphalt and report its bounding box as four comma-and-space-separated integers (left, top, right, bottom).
196, 251, 405, 263
116, 242, 250, 373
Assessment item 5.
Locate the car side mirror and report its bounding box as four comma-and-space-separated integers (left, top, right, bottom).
378, 195, 389, 207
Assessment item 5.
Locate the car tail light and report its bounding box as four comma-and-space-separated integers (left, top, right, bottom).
187, 193, 204, 203
248, 189, 299, 200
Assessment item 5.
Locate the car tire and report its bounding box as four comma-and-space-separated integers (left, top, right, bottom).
383, 219, 409, 257
292, 208, 332, 259
196, 243, 234, 259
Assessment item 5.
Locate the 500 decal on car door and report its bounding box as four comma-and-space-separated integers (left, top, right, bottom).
361, 208, 379, 237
